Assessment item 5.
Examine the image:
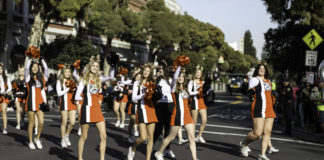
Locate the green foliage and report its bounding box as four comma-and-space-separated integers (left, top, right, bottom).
262, 0, 324, 79
41, 35, 99, 68
243, 30, 256, 58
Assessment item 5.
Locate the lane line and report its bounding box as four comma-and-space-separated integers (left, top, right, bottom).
230, 100, 243, 104
199, 130, 324, 147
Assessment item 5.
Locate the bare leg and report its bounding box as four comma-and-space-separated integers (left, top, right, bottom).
1, 103, 8, 129
15, 101, 21, 126
27, 111, 35, 142
198, 109, 207, 137
78, 123, 89, 160
128, 115, 136, 137
113, 101, 121, 123
242, 118, 265, 146
35, 110, 44, 140
120, 102, 127, 125
66, 110, 76, 135
146, 123, 156, 160
132, 123, 147, 152
185, 123, 197, 160
157, 126, 180, 154
262, 118, 274, 155
96, 121, 107, 160
61, 111, 68, 139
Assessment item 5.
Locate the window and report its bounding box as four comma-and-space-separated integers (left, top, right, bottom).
0, 0, 6, 12
13, 0, 23, 14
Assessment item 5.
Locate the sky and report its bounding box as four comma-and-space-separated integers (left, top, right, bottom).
176, 0, 277, 60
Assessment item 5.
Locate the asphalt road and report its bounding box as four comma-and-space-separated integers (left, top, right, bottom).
0, 93, 324, 160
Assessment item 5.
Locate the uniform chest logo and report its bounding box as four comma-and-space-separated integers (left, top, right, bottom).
89, 84, 98, 94
35, 80, 42, 88
180, 90, 189, 98
264, 82, 272, 91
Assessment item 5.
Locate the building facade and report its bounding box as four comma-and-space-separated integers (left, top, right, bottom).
1, 0, 181, 71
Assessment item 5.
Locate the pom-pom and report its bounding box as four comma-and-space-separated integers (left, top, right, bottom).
0, 95, 4, 104
25, 46, 40, 59
73, 59, 81, 70
58, 64, 65, 70
144, 81, 155, 100
173, 55, 191, 69
65, 80, 77, 93
12, 81, 19, 91
119, 67, 128, 75
39, 103, 50, 112
107, 52, 120, 67
152, 85, 163, 101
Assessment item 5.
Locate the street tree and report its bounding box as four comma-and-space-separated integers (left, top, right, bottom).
243, 30, 257, 58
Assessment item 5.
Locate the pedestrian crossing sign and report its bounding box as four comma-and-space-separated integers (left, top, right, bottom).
302, 29, 323, 50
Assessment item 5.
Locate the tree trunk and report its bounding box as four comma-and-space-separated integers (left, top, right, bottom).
105, 37, 113, 56
27, 10, 45, 48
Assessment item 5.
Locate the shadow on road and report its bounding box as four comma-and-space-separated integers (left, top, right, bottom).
48, 147, 77, 160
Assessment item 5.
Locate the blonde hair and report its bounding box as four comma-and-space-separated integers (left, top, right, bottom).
83, 61, 101, 90
58, 67, 73, 86
193, 65, 204, 81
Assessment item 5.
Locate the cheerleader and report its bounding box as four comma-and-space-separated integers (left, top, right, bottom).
240, 64, 276, 160
56, 65, 77, 148
24, 57, 49, 149
127, 65, 158, 160
0, 63, 12, 134
127, 69, 141, 143
73, 60, 86, 136
113, 70, 131, 128
75, 56, 114, 160
13, 66, 27, 130
188, 65, 207, 143
155, 66, 197, 160
153, 66, 175, 158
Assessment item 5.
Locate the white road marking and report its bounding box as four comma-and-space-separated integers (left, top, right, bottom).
198, 130, 324, 147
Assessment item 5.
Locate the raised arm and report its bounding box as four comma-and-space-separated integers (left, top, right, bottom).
0, 78, 5, 94
171, 66, 181, 92
188, 80, 199, 96
121, 75, 132, 85
248, 77, 259, 89
5, 78, 12, 93
73, 68, 80, 80
24, 58, 31, 83
41, 59, 49, 81
100, 67, 115, 82
56, 80, 70, 97
132, 81, 144, 101
75, 80, 85, 101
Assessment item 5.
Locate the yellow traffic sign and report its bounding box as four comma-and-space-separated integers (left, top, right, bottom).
302, 29, 323, 50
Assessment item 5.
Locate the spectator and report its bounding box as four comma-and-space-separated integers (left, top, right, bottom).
301, 82, 312, 128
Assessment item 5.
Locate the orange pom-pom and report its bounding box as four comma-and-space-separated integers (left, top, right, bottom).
173, 55, 190, 69
119, 67, 128, 75
0, 96, 4, 104
144, 81, 155, 100
73, 59, 81, 70
12, 82, 19, 91
25, 46, 41, 59
65, 80, 77, 93
58, 64, 65, 70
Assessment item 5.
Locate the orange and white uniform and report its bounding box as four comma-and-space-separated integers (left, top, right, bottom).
132, 81, 158, 124
188, 80, 207, 110
24, 58, 48, 112
75, 69, 115, 124
13, 79, 27, 103
249, 77, 276, 118
0, 77, 12, 104
56, 80, 77, 111
170, 67, 193, 126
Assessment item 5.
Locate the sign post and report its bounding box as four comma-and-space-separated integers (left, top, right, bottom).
303, 29, 323, 84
